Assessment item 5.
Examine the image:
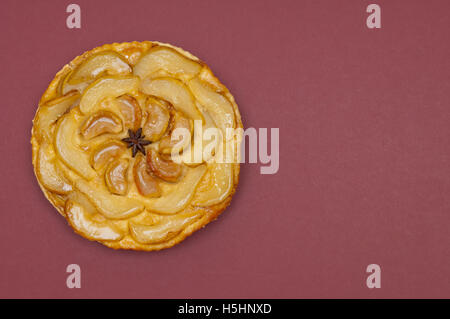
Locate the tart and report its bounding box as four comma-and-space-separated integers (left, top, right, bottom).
31, 41, 242, 251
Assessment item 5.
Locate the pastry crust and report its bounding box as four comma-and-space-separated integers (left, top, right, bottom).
31, 41, 242, 251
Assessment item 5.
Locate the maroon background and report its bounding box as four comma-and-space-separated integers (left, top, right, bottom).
0, 0, 449, 298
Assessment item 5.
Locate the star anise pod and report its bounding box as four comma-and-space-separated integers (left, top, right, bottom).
121, 128, 151, 157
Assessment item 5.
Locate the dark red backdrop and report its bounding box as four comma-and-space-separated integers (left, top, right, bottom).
0, 0, 449, 298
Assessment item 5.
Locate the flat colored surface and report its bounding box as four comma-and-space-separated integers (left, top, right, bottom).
0, 0, 449, 298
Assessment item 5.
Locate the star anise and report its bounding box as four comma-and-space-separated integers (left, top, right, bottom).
121, 128, 151, 157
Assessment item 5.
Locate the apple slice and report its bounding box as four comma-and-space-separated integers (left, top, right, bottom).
36, 143, 72, 194
34, 91, 80, 141
66, 199, 124, 241
133, 46, 201, 80
79, 75, 140, 114
140, 77, 203, 122
68, 51, 131, 85
54, 112, 95, 180
135, 164, 207, 214
129, 212, 201, 244
188, 77, 235, 137
75, 178, 144, 219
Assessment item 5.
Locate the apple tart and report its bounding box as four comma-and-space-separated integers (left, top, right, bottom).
31, 41, 242, 251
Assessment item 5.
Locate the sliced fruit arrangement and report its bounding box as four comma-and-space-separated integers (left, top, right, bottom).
68, 51, 132, 84
188, 77, 235, 137
133, 46, 201, 80
141, 77, 203, 122
32, 41, 242, 251
54, 110, 96, 180
33, 91, 80, 142
130, 211, 201, 244
36, 142, 73, 194
79, 75, 140, 114
66, 199, 125, 241
61, 51, 132, 95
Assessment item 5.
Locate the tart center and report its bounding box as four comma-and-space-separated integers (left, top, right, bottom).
121, 128, 151, 157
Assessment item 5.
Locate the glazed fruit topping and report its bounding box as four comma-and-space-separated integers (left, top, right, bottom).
81, 111, 122, 139
147, 149, 182, 182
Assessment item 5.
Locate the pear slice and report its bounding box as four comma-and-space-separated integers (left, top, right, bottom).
80, 75, 140, 114
135, 164, 207, 214
116, 95, 142, 131
90, 141, 126, 170
75, 178, 144, 219
159, 111, 193, 155
134, 46, 201, 80
105, 159, 129, 195
147, 149, 182, 182
192, 162, 233, 206
188, 77, 235, 136
193, 136, 235, 205
54, 112, 96, 180
173, 108, 221, 165
60, 70, 90, 95
130, 212, 201, 244
140, 77, 203, 122
133, 155, 161, 198
36, 143, 72, 194
66, 199, 124, 241
80, 111, 123, 139
68, 51, 132, 85
34, 91, 80, 141
142, 97, 170, 142
61, 82, 90, 96
199, 106, 221, 163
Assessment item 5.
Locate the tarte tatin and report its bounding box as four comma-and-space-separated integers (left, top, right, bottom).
31, 41, 242, 251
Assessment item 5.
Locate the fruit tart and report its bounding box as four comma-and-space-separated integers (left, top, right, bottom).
31, 41, 242, 251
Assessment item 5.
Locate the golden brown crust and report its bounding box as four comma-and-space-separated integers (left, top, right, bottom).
31, 41, 242, 251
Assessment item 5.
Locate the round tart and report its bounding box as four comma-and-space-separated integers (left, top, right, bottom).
31, 41, 242, 251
